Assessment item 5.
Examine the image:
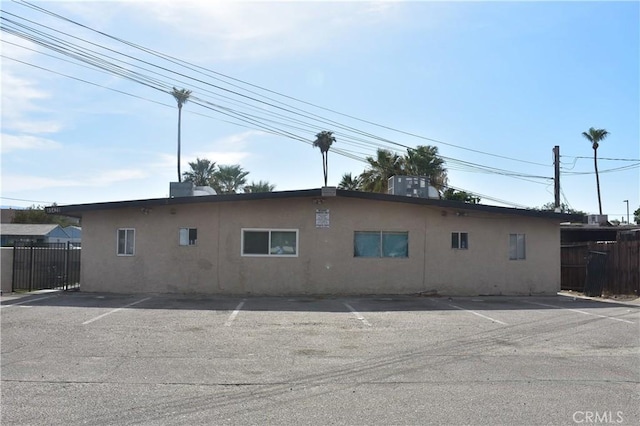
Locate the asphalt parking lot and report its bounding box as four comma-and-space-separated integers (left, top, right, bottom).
1, 291, 639, 425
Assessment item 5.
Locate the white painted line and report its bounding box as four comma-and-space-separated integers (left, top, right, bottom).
525, 301, 634, 324
447, 303, 508, 325
224, 300, 246, 326
0, 295, 57, 309
344, 303, 372, 327
82, 297, 152, 325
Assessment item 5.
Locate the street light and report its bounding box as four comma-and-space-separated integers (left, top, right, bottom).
623, 199, 629, 225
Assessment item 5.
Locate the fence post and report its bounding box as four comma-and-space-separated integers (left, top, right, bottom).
28, 243, 34, 292
11, 243, 17, 292
65, 241, 70, 291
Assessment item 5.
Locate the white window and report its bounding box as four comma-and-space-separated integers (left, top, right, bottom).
509, 233, 526, 260
354, 231, 408, 258
117, 228, 135, 256
451, 232, 469, 249
242, 229, 298, 256
179, 228, 197, 246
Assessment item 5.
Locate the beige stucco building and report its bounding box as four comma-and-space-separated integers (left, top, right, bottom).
47, 189, 579, 296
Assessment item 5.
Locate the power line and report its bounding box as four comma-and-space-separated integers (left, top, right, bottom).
6, 1, 620, 209
561, 155, 640, 162
0, 196, 57, 204
8, 0, 552, 168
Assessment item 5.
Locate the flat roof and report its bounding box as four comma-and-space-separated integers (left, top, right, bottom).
44, 188, 583, 222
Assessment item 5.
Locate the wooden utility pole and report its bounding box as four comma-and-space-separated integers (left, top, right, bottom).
553, 146, 560, 210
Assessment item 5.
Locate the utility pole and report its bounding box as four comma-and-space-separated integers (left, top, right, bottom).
624, 199, 629, 225
553, 146, 560, 210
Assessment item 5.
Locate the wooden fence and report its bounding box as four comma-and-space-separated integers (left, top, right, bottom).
561, 233, 640, 296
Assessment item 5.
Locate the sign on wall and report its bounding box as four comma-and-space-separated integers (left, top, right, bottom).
315, 209, 330, 228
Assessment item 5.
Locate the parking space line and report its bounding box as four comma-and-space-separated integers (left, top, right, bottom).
343, 303, 372, 327
224, 299, 246, 326
82, 297, 152, 325
447, 303, 508, 325
524, 301, 634, 324
0, 295, 57, 309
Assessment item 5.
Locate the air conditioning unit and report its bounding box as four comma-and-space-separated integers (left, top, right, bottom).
587, 214, 608, 225
388, 176, 437, 198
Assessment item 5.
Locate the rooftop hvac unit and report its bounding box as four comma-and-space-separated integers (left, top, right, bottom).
587, 214, 608, 225
169, 182, 195, 198
388, 176, 438, 198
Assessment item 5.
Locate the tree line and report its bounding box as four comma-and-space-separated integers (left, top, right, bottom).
311, 131, 479, 202
169, 88, 629, 213
182, 158, 275, 194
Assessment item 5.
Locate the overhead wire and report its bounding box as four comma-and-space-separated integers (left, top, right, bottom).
8, 0, 553, 167
0, 11, 554, 183
6, 1, 632, 208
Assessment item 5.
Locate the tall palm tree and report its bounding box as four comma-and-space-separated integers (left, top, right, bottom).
171, 87, 192, 182
359, 149, 404, 193
182, 158, 216, 186
312, 130, 336, 187
338, 173, 361, 190
403, 145, 448, 192
244, 180, 276, 193
212, 164, 249, 194
581, 127, 609, 215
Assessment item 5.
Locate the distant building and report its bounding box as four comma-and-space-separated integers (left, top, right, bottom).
1, 224, 81, 246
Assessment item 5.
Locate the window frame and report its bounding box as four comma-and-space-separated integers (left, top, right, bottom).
117, 228, 135, 256
509, 233, 526, 260
354, 230, 409, 258
179, 227, 198, 246
241, 228, 299, 257
451, 232, 469, 250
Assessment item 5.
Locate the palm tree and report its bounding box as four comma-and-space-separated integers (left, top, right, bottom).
359, 149, 404, 193
212, 164, 249, 194
442, 188, 480, 204
182, 158, 216, 186
244, 180, 276, 193
337, 173, 361, 190
171, 87, 192, 182
312, 130, 336, 187
581, 127, 609, 215
403, 145, 448, 192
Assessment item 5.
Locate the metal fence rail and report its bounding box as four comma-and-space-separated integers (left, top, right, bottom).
12, 242, 81, 292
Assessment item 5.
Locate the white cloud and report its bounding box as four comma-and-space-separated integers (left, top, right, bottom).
1, 168, 148, 193
88, 169, 149, 186
0, 174, 82, 192
1, 32, 65, 134
1, 134, 62, 153
122, 1, 402, 61
215, 130, 266, 148
188, 151, 249, 166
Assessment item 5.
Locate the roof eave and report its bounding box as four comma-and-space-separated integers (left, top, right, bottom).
45, 188, 582, 222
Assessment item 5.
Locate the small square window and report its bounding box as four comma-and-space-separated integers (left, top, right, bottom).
117, 228, 135, 256
179, 228, 197, 246
451, 232, 468, 249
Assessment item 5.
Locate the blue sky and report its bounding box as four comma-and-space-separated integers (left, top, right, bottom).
1, 1, 638, 219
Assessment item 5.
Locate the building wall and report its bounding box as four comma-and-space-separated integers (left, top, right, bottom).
80, 196, 561, 296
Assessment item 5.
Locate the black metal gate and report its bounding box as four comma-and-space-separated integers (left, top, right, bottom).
12, 242, 81, 292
